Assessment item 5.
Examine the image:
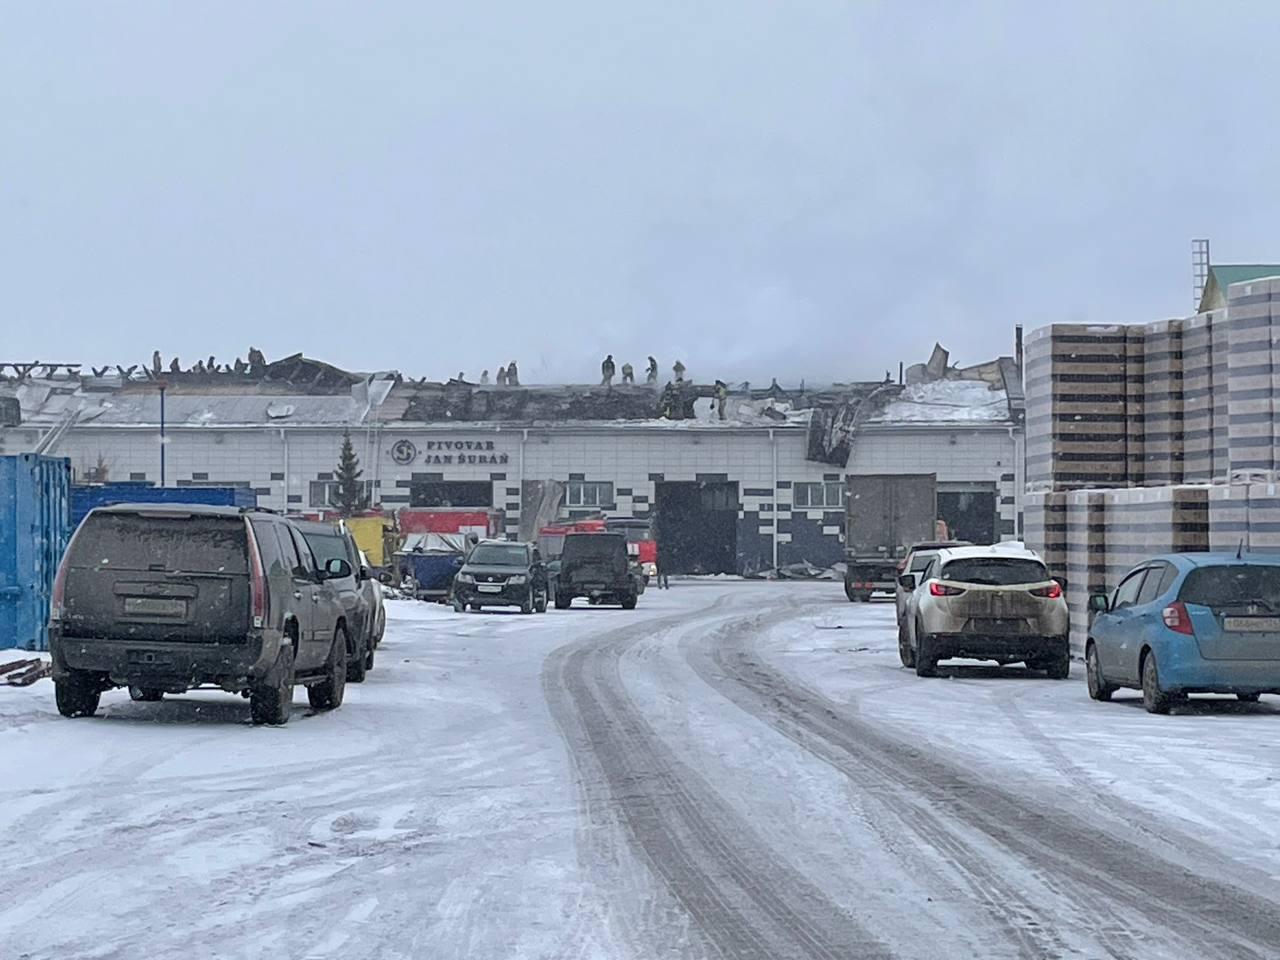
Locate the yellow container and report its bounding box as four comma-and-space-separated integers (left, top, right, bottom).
346, 515, 391, 568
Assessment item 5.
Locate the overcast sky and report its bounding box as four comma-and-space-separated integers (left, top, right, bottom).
3, 2, 1278, 386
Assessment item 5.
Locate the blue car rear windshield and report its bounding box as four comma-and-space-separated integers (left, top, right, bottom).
1180, 565, 1280, 611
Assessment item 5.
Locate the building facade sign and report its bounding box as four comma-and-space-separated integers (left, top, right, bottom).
389, 438, 510, 466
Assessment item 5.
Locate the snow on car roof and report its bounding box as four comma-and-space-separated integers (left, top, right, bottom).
936, 543, 1044, 563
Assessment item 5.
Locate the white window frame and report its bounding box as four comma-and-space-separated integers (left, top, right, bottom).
566, 480, 614, 508
310, 479, 373, 508
793, 481, 846, 509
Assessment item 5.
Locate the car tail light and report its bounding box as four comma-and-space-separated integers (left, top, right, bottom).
1162, 601, 1194, 636
1030, 582, 1062, 600
48, 522, 87, 622
929, 581, 965, 597
245, 521, 268, 629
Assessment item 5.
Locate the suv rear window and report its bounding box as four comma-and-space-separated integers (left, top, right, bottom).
561, 534, 626, 559
72, 513, 247, 574
941, 557, 1047, 586
1180, 565, 1280, 612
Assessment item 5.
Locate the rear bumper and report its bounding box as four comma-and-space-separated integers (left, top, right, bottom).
927, 633, 1068, 662
1157, 650, 1280, 694
557, 580, 633, 601
50, 629, 270, 692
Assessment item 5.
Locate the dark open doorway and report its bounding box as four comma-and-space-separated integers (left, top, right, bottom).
937, 486, 997, 544
409, 480, 493, 508
654, 481, 739, 575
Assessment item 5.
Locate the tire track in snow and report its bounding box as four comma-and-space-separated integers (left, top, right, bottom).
691, 625, 1280, 960
543, 595, 894, 960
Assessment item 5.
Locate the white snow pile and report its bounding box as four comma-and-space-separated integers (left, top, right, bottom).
870, 379, 1009, 423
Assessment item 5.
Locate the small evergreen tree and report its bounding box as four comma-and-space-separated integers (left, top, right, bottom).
333, 431, 367, 517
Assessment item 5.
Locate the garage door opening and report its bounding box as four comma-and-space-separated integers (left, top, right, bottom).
654, 481, 739, 575
409, 480, 492, 508
937, 487, 997, 544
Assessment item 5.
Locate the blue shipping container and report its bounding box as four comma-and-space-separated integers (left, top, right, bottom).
71, 483, 257, 528
1, 454, 72, 651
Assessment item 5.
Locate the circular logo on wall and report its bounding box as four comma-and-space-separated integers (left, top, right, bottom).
390, 439, 417, 465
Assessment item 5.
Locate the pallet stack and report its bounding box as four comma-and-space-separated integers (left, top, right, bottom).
1023, 324, 1132, 490
1023, 491, 1067, 581
1102, 486, 1210, 589
1181, 313, 1214, 482
1226, 279, 1276, 481
1208, 484, 1250, 552
1211, 309, 1231, 478
1124, 326, 1146, 486
1141, 319, 1185, 486
1064, 490, 1106, 657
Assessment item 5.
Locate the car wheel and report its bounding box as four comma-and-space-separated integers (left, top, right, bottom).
520, 589, 535, 615
365, 640, 375, 672
1238, 692, 1262, 703
897, 621, 916, 668
250, 645, 295, 726
55, 671, 102, 718
554, 593, 572, 610
844, 580, 859, 603
915, 625, 938, 678
1141, 651, 1171, 715
535, 589, 549, 614
621, 593, 638, 610
468, 602, 481, 612
128, 686, 164, 702
1085, 643, 1115, 701
452, 597, 466, 613
308, 627, 348, 711
1044, 644, 1071, 681
347, 633, 368, 684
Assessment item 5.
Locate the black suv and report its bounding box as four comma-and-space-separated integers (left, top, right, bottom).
452, 540, 549, 614
554, 532, 640, 609
50, 504, 354, 725
293, 520, 377, 682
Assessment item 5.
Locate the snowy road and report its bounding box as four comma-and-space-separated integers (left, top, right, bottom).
3, 582, 1280, 959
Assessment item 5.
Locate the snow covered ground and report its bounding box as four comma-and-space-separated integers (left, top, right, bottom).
1, 584, 1278, 959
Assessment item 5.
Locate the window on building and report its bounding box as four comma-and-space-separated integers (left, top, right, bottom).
793, 481, 846, 509
309, 479, 373, 508
566, 480, 614, 508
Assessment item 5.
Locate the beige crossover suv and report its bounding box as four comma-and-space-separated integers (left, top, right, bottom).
899, 544, 1069, 679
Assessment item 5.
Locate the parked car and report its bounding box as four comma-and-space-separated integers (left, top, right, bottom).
358, 549, 385, 666
899, 544, 1069, 678
554, 532, 641, 609
895, 540, 971, 625
452, 540, 549, 613
49, 504, 352, 724
1087, 554, 1280, 713
294, 520, 376, 682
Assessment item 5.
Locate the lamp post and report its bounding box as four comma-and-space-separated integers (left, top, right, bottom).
157, 381, 167, 487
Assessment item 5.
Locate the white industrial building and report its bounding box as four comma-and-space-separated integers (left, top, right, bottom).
1, 352, 1024, 575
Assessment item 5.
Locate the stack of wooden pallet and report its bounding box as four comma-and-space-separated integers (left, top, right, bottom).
1064, 490, 1107, 658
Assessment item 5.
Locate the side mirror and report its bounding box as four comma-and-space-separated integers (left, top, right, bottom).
324, 557, 353, 580
1053, 575, 1068, 589
898, 574, 916, 591
378, 571, 393, 585
1088, 593, 1109, 613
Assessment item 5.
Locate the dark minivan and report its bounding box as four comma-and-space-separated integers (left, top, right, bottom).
554, 532, 640, 609
50, 504, 354, 724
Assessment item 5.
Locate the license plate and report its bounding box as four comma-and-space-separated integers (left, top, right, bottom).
123, 597, 186, 617
477, 584, 503, 593
1224, 616, 1280, 632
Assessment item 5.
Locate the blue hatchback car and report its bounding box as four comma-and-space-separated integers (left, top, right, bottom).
1086, 553, 1280, 713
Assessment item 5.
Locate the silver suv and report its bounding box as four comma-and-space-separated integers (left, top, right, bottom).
899, 544, 1069, 679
